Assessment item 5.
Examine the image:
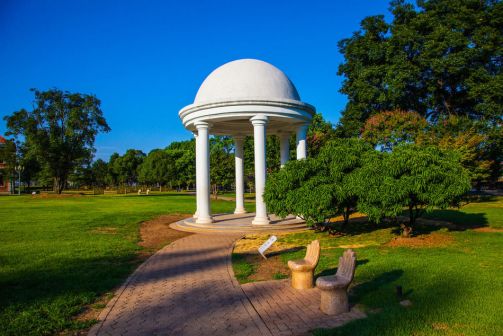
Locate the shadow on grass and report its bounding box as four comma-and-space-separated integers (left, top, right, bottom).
319, 218, 394, 237
316, 259, 369, 278
323, 210, 489, 238
313, 275, 468, 336
350, 269, 404, 301
422, 211, 488, 231
0, 246, 227, 336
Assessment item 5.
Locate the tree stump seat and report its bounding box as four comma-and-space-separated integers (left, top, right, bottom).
316, 249, 356, 315
287, 240, 320, 289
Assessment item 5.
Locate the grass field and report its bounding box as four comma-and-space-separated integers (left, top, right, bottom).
0, 193, 235, 336
233, 197, 503, 336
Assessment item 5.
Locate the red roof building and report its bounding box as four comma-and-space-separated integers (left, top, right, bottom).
0, 136, 11, 193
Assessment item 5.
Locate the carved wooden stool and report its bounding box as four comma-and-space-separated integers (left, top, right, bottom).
316, 249, 356, 315
287, 240, 320, 289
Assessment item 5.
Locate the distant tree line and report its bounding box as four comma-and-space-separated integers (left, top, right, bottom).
1, 88, 335, 194
63, 113, 335, 196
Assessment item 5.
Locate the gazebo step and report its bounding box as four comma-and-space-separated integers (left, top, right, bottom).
170, 213, 309, 234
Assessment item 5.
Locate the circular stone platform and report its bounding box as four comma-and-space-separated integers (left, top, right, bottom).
170, 213, 307, 234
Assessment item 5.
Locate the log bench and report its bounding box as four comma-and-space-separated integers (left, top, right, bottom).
287, 240, 320, 289
316, 249, 356, 315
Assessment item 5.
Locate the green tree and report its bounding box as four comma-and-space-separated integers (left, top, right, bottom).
356, 144, 471, 234
0, 137, 17, 192
307, 112, 336, 157
337, 0, 503, 136
4, 89, 110, 193
173, 149, 195, 190
106, 153, 120, 188
362, 110, 428, 151
210, 136, 234, 198
416, 116, 495, 186
164, 139, 196, 190
111, 149, 145, 191
264, 138, 374, 227
139, 150, 167, 187
91, 159, 108, 188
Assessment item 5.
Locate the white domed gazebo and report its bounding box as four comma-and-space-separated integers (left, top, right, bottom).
178, 59, 315, 230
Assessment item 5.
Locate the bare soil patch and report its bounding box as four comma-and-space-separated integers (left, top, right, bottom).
234, 234, 297, 281
138, 214, 192, 250
247, 253, 290, 281
386, 232, 453, 248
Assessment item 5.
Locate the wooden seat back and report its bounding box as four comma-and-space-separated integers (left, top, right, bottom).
305, 240, 320, 267
335, 249, 356, 282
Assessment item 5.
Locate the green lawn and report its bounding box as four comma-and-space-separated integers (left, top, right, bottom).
0, 193, 235, 336
233, 197, 503, 335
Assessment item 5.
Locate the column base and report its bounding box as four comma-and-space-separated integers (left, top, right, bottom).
252, 216, 270, 225
234, 209, 247, 215
193, 211, 198, 218
195, 216, 213, 224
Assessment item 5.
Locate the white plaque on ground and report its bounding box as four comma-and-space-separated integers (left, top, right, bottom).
258, 235, 277, 259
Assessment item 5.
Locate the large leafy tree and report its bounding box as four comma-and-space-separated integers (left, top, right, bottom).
111, 149, 145, 190
361, 110, 428, 151
362, 111, 498, 186
307, 112, 336, 157
138, 149, 173, 188
0, 137, 16, 192
337, 0, 503, 137
264, 138, 374, 227
91, 159, 109, 188
416, 116, 495, 185
4, 89, 110, 193
166, 140, 195, 189
356, 144, 471, 233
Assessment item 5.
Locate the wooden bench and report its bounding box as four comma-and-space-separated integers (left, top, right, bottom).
287, 240, 320, 289
315, 249, 356, 315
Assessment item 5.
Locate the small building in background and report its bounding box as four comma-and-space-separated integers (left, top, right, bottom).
0, 136, 11, 193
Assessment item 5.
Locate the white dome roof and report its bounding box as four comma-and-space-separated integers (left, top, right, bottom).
194, 59, 301, 104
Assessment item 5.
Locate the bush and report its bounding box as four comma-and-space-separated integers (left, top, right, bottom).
265, 140, 471, 234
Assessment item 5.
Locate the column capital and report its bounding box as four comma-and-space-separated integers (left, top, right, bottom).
194, 120, 211, 130
297, 123, 309, 131
279, 132, 291, 140
250, 114, 268, 125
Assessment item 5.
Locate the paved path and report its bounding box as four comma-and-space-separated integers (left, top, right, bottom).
89, 234, 363, 336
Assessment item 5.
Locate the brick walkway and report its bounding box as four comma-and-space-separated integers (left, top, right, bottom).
89, 234, 364, 336
242, 280, 365, 335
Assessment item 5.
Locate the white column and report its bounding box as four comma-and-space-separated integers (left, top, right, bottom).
251, 115, 269, 225
296, 124, 308, 160
234, 136, 246, 214
193, 132, 199, 218
280, 133, 290, 167
195, 121, 213, 224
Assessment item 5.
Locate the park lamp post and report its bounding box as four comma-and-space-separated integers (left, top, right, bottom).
14, 165, 24, 196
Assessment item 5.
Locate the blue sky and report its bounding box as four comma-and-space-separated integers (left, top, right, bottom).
0, 0, 392, 160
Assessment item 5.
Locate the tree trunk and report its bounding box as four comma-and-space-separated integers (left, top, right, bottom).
342, 205, 351, 229
408, 202, 415, 226
53, 177, 65, 194
212, 184, 218, 200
